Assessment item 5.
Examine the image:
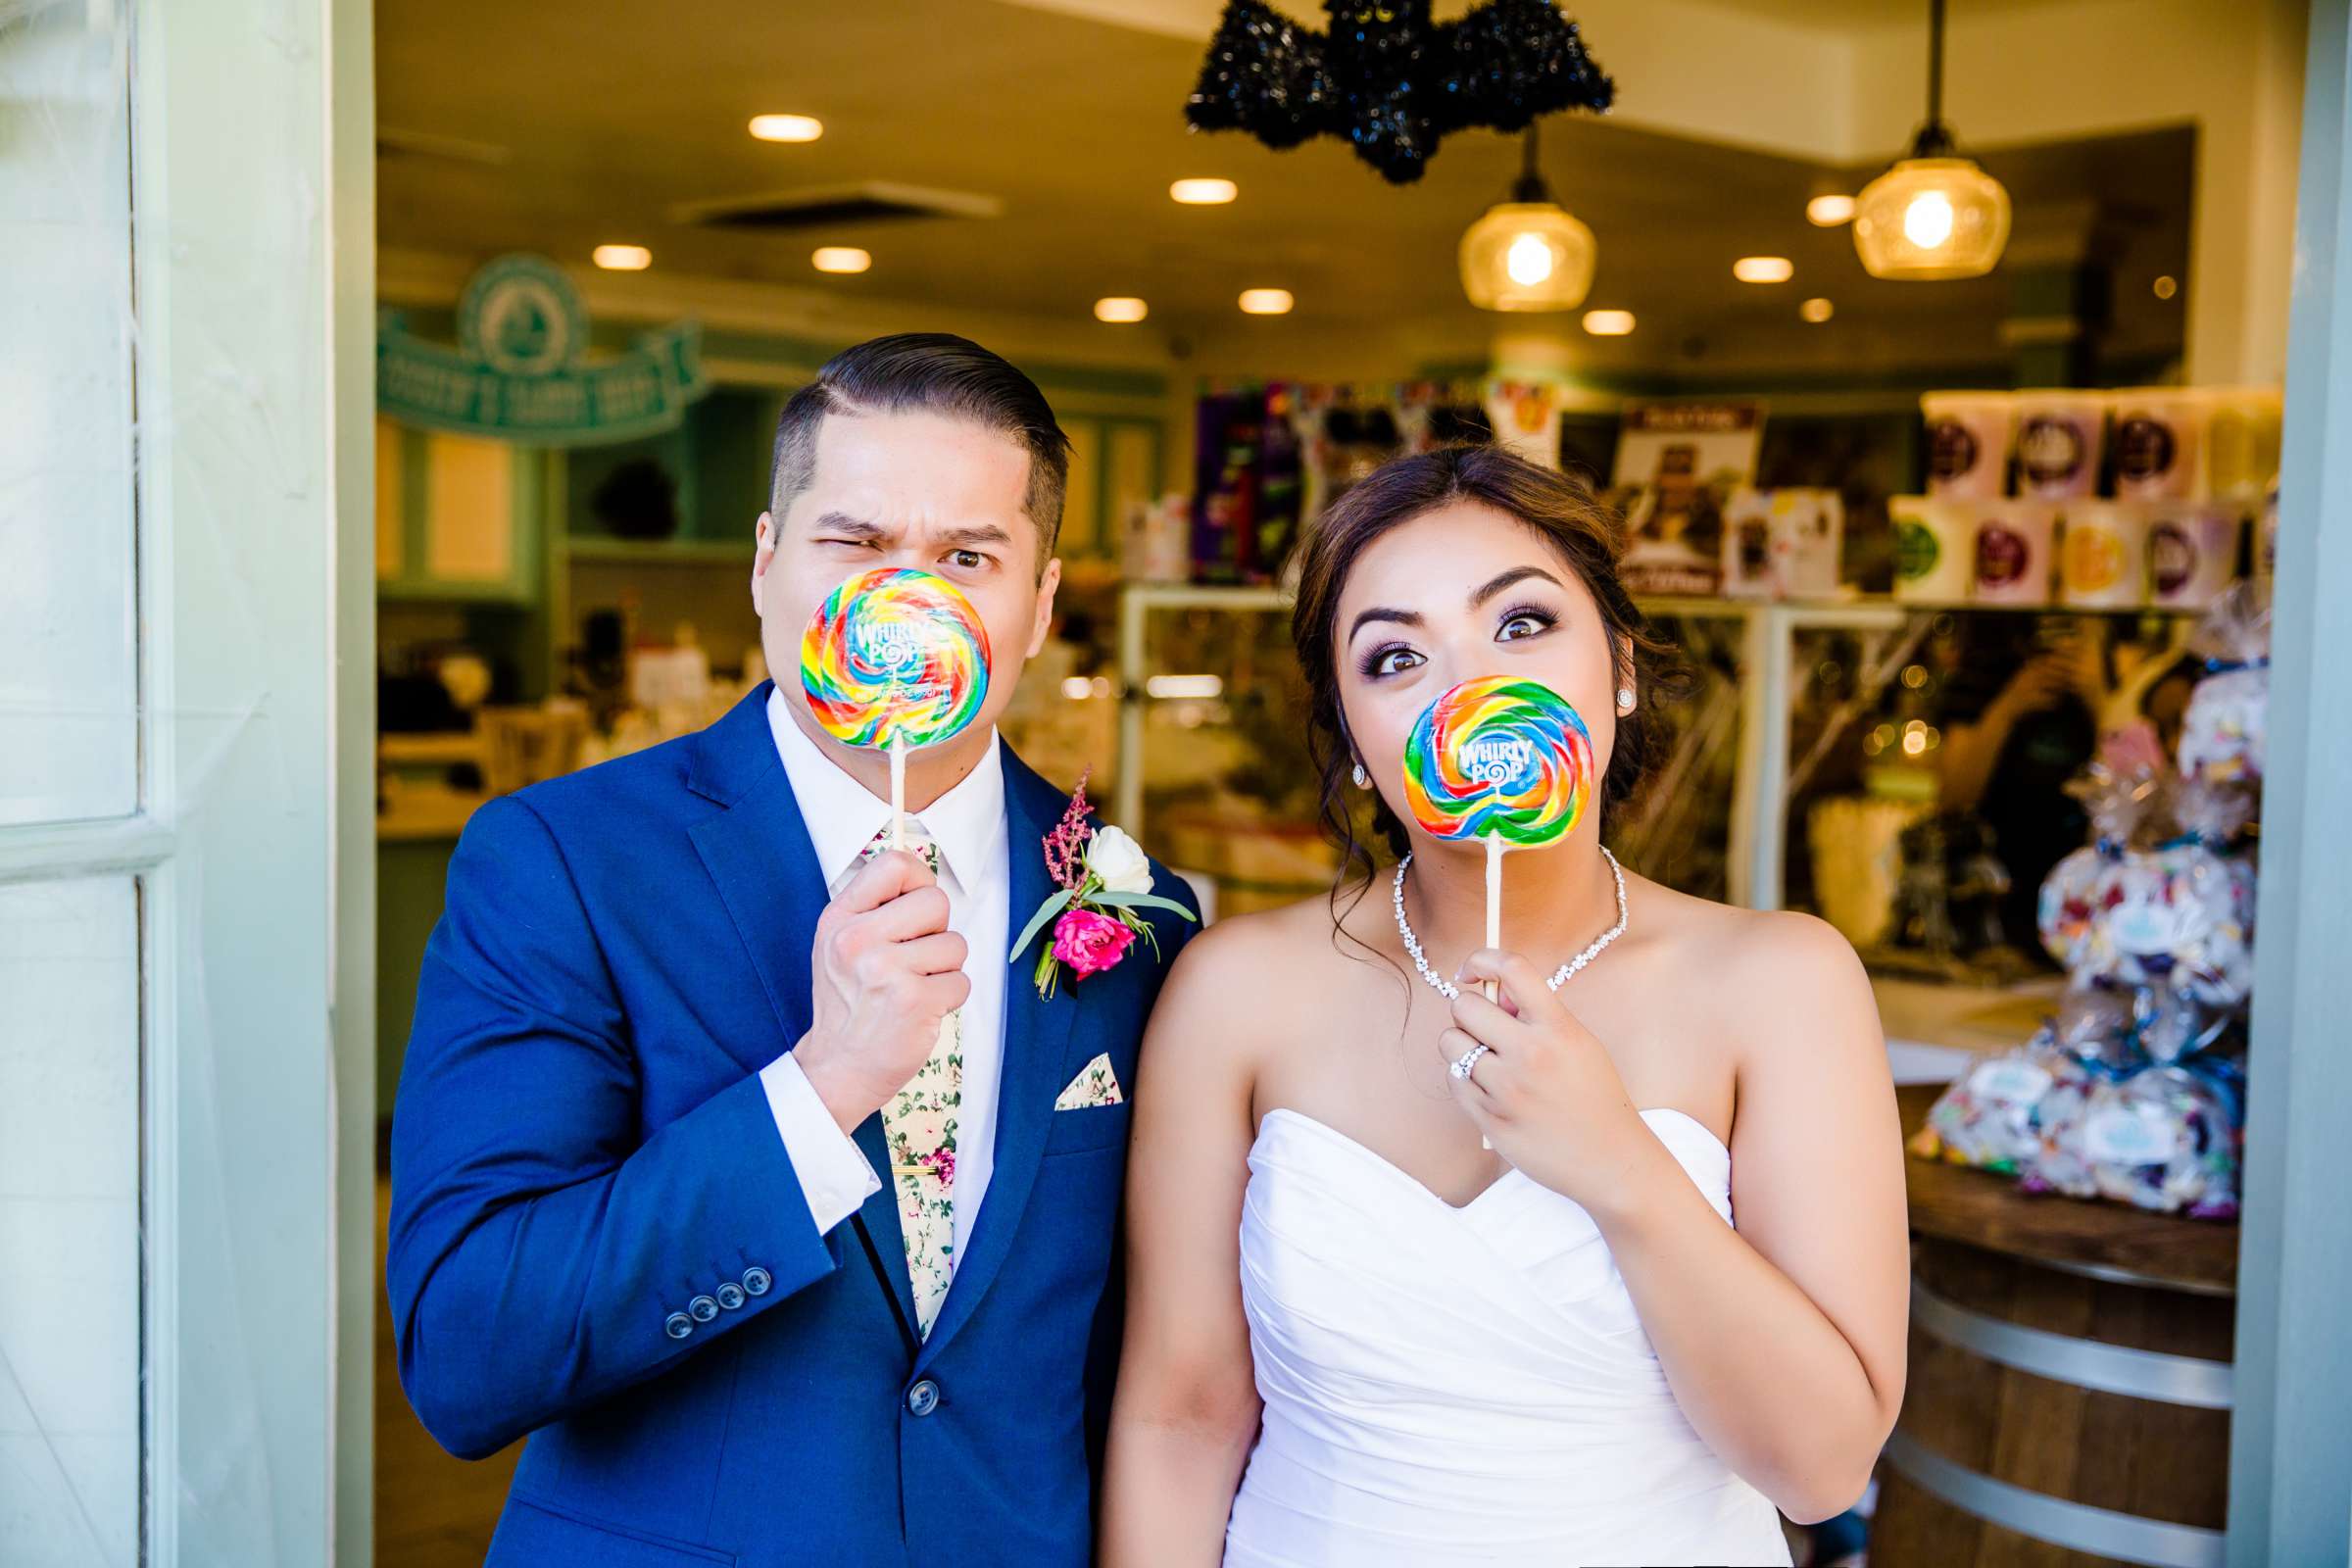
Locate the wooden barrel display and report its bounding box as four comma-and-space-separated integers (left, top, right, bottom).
1876, 1086, 2238, 1568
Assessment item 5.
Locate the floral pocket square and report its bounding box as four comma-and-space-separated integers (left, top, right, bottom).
1054, 1054, 1124, 1111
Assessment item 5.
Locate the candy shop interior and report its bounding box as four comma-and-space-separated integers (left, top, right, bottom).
354, 0, 2329, 1562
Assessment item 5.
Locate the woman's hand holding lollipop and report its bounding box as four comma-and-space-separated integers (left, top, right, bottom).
1437, 950, 1658, 1217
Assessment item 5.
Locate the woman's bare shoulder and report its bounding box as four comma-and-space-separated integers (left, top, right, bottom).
1632, 878, 1879, 1054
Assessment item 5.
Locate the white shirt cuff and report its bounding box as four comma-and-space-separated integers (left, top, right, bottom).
760, 1052, 883, 1236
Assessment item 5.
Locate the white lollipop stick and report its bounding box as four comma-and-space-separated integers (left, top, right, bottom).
889, 733, 908, 853
1483, 830, 1502, 1152
1484, 832, 1503, 1003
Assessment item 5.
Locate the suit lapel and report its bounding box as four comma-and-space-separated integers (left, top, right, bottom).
685, 684, 920, 1342
915, 752, 1082, 1369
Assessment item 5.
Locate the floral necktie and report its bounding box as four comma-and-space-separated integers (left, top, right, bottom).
857, 823, 961, 1337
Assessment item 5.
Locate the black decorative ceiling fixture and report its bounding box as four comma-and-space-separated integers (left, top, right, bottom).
1185, 0, 1614, 185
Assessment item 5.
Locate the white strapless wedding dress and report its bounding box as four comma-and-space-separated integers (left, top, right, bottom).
1224, 1106, 1792, 1567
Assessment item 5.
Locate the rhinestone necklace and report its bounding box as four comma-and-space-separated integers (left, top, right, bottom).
1392, 846, 1629, 1001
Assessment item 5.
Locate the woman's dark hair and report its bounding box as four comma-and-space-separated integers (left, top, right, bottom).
1290, 443, 1685, 894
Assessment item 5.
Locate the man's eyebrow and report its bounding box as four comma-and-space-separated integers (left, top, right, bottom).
1469, 564, 1564, 607
939, 523, 1017, 549
809, 512, 885, 538
1348, 605, 1423, 641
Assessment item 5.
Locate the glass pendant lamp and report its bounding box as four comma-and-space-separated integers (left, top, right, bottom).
1853, 0, 2011, 280
1460, 122, 1596, 313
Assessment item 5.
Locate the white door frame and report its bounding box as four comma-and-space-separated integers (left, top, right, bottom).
0, 0, 373, 1559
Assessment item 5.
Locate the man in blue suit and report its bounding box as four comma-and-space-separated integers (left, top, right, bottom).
388, 333, 1199, 1567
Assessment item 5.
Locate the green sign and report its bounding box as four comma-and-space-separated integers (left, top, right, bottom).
378, 254, 707, 444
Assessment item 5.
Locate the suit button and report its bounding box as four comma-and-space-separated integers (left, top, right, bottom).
663, 1312, 694, 1341
688, 1294, 720, 1323
741, 1266, 772, 1297
906, 1379, 940, 1417
715, 1282, 746, 1310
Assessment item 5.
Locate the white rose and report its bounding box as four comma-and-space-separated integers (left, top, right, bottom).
1086, 825, 1153, 895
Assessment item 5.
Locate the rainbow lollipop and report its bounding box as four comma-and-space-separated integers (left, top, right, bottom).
801, 566, 992, 846
1401, 676, 1595, 1015
1403, 675, 1592, 847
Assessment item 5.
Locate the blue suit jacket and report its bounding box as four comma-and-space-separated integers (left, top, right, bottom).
387, 683, 1197, 1568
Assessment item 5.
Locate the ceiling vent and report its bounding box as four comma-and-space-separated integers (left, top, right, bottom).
671, 181, 1004, 231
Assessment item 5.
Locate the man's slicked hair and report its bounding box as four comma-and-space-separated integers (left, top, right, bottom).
767, 332, 1074, 572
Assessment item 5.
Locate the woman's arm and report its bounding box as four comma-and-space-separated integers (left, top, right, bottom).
1101, 923, 1266, 1567
1449, 914, 1908, 1524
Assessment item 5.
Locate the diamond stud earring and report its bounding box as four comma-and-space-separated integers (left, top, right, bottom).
1617, 687, 1637, 712
1350, 761, 1370, 789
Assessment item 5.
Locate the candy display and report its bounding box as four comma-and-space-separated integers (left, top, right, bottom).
2012, 389, 2106, 501
1890, 495, 1976, 603
1970, 500, 2056, 605
2112, 387, 2209, 502
801, 566, 992, 751
1402, 675, 1592, 847
1926, 588, 2262, 1220
2148, 504, 2244, 610
1921, 391, 2013, 501
2205, 387, 2283, 501
2057, 501, 2150, 608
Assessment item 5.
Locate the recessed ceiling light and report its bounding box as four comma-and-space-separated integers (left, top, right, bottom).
592, 244, 652, 271
1800, 297, 1835, 322
1094, 297, 1149, 323
1582, 309, 1636, 336
749, 114, 823, 143
1171, 177, 1239, 205
1734, 256, 1794, 283
811, 246, 871, 274
2153, 274, 2180, 300
1238, 288, 1294, 316
1806, 194, 1856, 226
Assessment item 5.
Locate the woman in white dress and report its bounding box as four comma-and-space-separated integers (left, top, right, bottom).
1102, 445, 1909, 1567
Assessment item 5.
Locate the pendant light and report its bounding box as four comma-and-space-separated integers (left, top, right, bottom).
1459, 122, 1595, 314
1853, 0, 2011, 280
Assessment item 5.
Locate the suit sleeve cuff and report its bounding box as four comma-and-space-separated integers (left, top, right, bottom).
760, 1053, 883, 1236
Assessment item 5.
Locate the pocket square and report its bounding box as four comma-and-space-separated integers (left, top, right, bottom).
1054, 1053, 1124, 1111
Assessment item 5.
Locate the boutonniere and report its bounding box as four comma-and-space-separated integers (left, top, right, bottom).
1009, 768, 1197, 999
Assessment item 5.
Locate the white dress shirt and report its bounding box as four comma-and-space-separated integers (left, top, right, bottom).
757, 688, 1011, 1270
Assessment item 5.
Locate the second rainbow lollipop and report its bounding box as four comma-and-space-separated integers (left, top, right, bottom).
1402, 674, 1595, 995
801, 565, 992, 848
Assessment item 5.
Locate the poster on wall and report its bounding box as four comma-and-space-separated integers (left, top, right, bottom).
1610, 402, 1766, 596
378, 253, 708, 444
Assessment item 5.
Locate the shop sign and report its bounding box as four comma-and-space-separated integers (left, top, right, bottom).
378, 254, 707, 443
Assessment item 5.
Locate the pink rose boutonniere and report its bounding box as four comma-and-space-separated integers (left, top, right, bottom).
1010, 768, 1197, 999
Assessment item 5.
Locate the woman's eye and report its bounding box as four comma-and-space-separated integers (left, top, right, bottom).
1497, 611, 1553, 642
1364, 645, 1423, 678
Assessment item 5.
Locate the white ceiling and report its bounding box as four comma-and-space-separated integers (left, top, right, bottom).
376, 0, 2192, 380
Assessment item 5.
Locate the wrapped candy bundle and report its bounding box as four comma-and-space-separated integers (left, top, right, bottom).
2084, 1061, 2244, 1219
1915, 1030, 2094, 1173
2036, 763, 2165, 970
2179, 585, 2272, 785
2090, 843, 2256, 1005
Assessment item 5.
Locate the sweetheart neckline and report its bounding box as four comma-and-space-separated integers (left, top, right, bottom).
1252, 1104, 1731, 1215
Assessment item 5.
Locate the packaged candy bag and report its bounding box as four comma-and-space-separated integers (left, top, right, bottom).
2132, 984, 2232, 1065
1918, 1032, 2091, 1173
2085, 843, 2256, 1004
2018, 1064, 2103, 1199
2082, 1061, 2244, 1219
2180, 584, 2273, 784
2050, 983, 2140, 1074
2037, 763, 2164, 969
